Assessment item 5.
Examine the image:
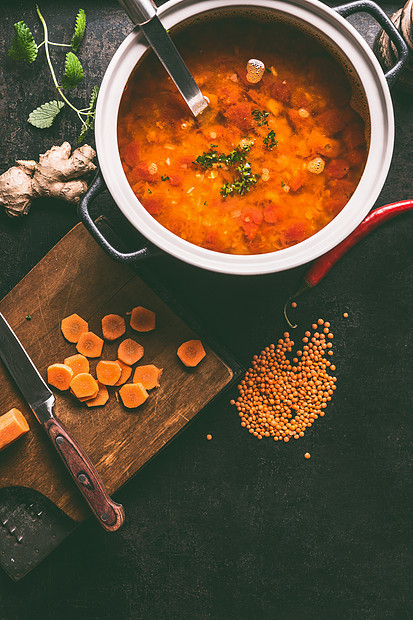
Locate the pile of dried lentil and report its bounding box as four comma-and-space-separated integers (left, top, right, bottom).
230, 319, 337, 441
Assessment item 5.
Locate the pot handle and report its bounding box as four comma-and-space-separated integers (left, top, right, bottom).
78, 170, 160, 263
334, 0, 409, 86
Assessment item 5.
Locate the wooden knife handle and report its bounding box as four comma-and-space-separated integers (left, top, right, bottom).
44, 417, 125, 532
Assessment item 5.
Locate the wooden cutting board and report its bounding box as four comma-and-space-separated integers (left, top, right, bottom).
0, 224, 234, 522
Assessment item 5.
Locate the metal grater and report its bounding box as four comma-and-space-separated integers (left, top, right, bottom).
0, 487, 76, 581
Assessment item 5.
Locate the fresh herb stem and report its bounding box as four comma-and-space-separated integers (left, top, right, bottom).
36, 5, 81, 119
48, 41, 72, 47
9, 6, 96, 138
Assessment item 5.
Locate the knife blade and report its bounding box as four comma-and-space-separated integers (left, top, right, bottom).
118, 0, 208, 117
0, 314, 55, 419
0, 313, 125, 532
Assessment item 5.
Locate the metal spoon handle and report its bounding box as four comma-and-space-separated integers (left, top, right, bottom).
117, 0, 208, 117
118, 0, 156, 25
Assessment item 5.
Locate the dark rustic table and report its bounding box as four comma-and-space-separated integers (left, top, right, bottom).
0, 1, 412, 618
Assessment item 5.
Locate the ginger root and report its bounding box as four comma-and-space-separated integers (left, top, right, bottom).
0, 142, 97, 217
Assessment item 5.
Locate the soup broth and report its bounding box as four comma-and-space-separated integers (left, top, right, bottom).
118, 18, 368, 255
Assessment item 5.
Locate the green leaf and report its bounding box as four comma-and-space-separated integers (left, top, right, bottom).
28, 100, 64, 128
77, 121, 89, 143
61, 52, 83, 89
88, 85, 99, 111
71, 8, 86, 52
8, 21, 37, 63
77, 85, 98, 142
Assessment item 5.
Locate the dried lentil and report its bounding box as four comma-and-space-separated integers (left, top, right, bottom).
231, 322, 337, 442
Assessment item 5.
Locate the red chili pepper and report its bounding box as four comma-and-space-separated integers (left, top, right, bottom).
284, 199, 413, 327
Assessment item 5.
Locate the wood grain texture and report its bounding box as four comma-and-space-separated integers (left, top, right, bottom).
0, 224, 233, 522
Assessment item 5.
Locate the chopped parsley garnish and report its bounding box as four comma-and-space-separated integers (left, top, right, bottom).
281, 180, 286, 187
148, 188, 152, 194
220, 162, 260, 197
25, 314, 31, 321
252, 109, 270, 127
265, 67, 271, 73
195, 144, 259, 198
194, 149, 220, 168
204, 201, 208, 206
224, 145, 251, 166
161, 175, 169, 181
194, 145, 251, 169
263, 130, 278, 150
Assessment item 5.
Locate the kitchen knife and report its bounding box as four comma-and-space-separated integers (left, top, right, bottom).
117, 0, 208, 117
0, 312, 125, 532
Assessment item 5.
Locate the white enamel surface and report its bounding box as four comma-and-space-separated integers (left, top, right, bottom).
96, 0, 394, 275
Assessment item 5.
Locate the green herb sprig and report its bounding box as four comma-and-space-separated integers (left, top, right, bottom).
194, 144, 252, 169
263, 130, 278, 150
195, 144, 260, 198
252, 109, 270, 127
220, 162, 260, 197
8, 6, 98, 142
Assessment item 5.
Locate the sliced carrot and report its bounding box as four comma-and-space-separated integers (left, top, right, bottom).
177, 340, 206, 367
96, 360, 122, 386
86, 382, 109, 407
47, 363, 74, 391
119, 383, 148, 408
61, 313, 88, 343
133, 364, 162, 390
130, 306, 156, 332
76, 331, 104, 358
117, 338, 144, 366
0, 408, 30, 451
101, 314, 126, 341
70, 373, 99, 399
70, 386, 99, 402
114, 360, 132, 386
63, 354, 89, 377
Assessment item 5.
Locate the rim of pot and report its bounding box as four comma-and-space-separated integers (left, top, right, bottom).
96, 0, 394, 275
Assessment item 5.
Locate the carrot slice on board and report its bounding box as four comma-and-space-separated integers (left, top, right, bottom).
71, 386, 99, 402
96, 360, 122, 386
177, 340, 206, 367
119, 383, 148, 408
101, 314, 126, 341
114, 360, 132, 386
117, 338, 144, 366
0, 408, 30, 451
130, 306, 156, 332
61, 314, 88, 343
76, 332, 104, 358
70, 373, 99, 399
86, 382, 109, 407
64, 354, 89, 377
133, 365, 162, 390
47, 363, 74, 391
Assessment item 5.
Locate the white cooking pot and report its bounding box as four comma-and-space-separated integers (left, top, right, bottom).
79, 0, 408, 274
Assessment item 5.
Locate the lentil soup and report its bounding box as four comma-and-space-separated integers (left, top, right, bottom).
118, 18, 368, 255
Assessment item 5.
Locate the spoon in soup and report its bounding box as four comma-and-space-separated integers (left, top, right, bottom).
118, 0, 209, 117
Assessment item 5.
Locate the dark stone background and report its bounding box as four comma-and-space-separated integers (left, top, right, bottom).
0, 1, 411, 618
